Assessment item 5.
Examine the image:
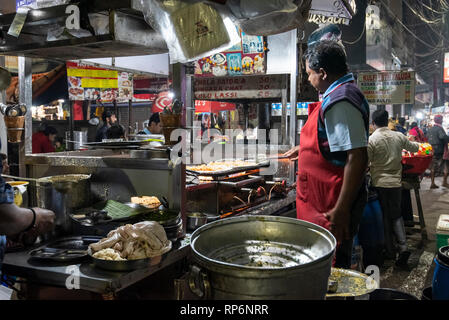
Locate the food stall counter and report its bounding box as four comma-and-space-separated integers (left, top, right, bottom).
2, 237, 191, 296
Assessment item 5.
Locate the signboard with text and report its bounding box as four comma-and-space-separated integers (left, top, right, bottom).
194, 75, 286, 100
357, 71, 415, 105
66, 62, 133, 102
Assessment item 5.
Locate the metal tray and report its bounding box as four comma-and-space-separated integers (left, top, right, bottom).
82, 140, 149, 148
87, 247, 168, 272
29, 236, 103, 262
186, 160, 270, 177
326, 268, 378, 299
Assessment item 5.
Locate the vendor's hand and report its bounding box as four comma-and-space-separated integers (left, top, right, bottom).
283, 146, 300, 161
33, 208, 55, 235
324, 208, 351, 244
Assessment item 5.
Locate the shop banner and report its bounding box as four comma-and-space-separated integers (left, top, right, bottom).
194, 29, 266, 77
194, 75, 286, 100
66, 61, 133, 102
444, 52, 449, 83
195, 100, 236, 113
357, 71, 415, 105
16, 0, 36, 10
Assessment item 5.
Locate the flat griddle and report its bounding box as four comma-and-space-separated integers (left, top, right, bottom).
29, 236, 102, 262
186, 160, 270, 178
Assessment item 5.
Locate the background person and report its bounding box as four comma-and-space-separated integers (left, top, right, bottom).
368, 110, 420, 267
106, 124, 125, 139
408, 122, 427, 142
32, 126, 57, 154
427, 115, 449, 188
95, 110, 117, 142
141, 112, 162, 135
395, 117, 407, 135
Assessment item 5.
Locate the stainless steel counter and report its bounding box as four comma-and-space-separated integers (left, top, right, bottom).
2, 237, 191, 295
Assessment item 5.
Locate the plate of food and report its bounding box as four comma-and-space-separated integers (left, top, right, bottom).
69, 87, 84, 100
68, 76, 81, 87
88, 221, 172, 271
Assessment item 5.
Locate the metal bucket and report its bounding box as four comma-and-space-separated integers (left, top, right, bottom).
189, 215, 336, 300
66, 131, 88, 150
36, 174, 91, 235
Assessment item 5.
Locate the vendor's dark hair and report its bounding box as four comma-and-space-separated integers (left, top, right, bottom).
149, 112, 160, 125
411, 122, 418, 128
304, 40, 348, 76
106, 124, 125, 139
398, 117, 406, 126
43, 126, 57, 136
372, 110, 389, 127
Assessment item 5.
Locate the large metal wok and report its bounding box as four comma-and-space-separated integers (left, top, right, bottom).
189, 215, 336, 300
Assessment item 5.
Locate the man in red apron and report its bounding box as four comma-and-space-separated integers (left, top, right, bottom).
285, 40, 369, 268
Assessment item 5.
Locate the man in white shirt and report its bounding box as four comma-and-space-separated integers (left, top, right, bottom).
368, 110, 420, 268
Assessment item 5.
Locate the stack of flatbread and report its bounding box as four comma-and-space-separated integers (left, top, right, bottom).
90, 221, 172, 261
131, 196, 161, 209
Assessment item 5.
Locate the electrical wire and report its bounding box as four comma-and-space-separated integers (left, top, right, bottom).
379, 0, 444, 50
420, 1, 448, 15
343, 24, 366, 45
403, 0, 442, 24
403, 0, 449, 44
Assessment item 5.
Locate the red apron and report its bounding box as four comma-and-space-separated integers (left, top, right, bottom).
296, 102, 344, 231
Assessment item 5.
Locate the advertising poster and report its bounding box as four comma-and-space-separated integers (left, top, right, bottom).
66, 62, 134, 102
195, 29, 266, 77
227, 53, 243, 76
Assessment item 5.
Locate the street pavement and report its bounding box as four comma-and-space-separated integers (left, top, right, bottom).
377, 175, 447, 299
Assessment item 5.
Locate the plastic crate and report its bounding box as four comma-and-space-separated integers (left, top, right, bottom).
402, 155, 433, 175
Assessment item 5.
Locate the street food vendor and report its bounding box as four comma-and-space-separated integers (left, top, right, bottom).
95, 110, 117, 142
284, 39, 369, 268
0, 154, 55, 273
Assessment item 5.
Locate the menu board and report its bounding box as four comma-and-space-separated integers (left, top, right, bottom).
194, 75, 286, 100
66, 62, 133, 102
357, 71, 415, 105
194, 30, 266, 77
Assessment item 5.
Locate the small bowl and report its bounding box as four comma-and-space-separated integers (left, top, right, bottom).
187, 212, 208, 232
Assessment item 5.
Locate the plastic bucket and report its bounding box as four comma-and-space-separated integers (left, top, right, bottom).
432, 246, 449, 300
358, 198, 385, 267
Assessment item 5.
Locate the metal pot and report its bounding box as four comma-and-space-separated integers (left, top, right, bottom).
187, 212, 208, 232
66, 131, 88, 150
36, 174, 92, 236
188, 215, 336, 300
